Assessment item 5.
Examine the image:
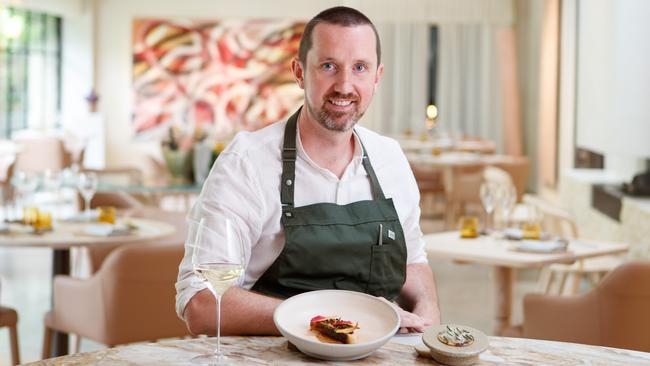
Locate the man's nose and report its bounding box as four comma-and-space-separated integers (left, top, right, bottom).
333, 69, 354, 94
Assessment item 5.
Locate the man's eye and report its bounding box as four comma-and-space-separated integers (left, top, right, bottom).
354, 64, 367, 72
322, 63, 335, 71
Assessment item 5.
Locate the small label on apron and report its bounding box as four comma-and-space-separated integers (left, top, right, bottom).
388, 230, 395, 240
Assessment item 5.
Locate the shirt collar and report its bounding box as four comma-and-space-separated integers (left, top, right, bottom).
294, 121, 365, 179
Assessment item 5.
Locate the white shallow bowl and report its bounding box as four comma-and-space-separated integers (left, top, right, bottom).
273, 289, 400, 361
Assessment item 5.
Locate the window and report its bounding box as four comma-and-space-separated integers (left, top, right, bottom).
0, 7, 62, 138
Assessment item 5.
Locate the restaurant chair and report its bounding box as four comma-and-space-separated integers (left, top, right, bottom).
85, 207, 187, 274
13, 136, 70, 173
410, 163, 445, 218
489, 156, 529, 202
443, 164, 484, 229
523, 261, 650, 352
73, 191, 144, 213
41, 242, 190, 358
524, 194, 624, 295
0, 305, 20, 365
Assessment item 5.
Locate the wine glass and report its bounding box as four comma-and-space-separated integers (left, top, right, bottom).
191, 216, 246, 364
497, 185, 517, 229
479, 182, 498, 233
11, 171, 39, 211
77, 172, 98, 219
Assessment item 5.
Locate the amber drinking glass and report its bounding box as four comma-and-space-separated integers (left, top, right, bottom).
459, 216, 479, 238
98, 206, 116, 224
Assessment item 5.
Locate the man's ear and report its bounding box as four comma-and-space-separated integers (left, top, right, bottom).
291, 58, 305, 89
374, 63, 384, 92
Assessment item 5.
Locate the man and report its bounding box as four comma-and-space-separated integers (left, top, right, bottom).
176, 6, 441, 335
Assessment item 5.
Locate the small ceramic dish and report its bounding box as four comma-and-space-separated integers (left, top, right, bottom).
422, 324, 488, 365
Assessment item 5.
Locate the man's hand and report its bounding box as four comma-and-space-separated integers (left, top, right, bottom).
379, 297, 434, 333
397, 263, 442, 331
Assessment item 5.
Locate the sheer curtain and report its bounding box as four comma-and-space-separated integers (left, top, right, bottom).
363, 22, 430, 136
436, 24, 504, 152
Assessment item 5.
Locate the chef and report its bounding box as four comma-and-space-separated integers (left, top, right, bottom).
176, 6, 441, 335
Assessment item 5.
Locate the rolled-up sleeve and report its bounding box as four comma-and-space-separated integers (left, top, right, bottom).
175, 145, 265, 320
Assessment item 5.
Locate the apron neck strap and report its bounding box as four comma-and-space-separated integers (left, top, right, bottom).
281, 107, 386, 208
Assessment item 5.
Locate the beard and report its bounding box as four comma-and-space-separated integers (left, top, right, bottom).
305, 92, 364, 132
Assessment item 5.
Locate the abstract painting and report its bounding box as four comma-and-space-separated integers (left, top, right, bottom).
132, 18, 305, 140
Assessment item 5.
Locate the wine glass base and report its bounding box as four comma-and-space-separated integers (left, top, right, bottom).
191, 353, 228, 365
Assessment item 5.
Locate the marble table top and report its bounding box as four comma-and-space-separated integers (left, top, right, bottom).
30, 335, 650, 365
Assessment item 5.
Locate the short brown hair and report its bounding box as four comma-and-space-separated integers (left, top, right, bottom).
298, 6, 381, 66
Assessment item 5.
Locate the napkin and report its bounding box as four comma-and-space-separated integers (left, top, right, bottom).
511, 239, 569, 253
83, 223, 132, 237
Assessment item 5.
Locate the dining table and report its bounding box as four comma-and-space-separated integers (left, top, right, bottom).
0, 216, 175, 357
424, 231, 629, 336
31, 335, 650, 365
398, 138, 496, 155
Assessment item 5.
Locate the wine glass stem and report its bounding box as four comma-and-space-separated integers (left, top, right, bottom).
85, 198, 91, 217
216, 294, 222, 358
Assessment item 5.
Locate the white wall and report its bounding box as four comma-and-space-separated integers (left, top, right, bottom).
575, 0, 650, 178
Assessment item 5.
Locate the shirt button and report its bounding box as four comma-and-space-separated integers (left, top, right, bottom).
286, 179, 293, 186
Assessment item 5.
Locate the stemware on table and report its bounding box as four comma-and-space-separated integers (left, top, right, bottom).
190, 216, 246, 364
479, 182, 499, 233
77, 172, 98, 219
496, 185, 517, 229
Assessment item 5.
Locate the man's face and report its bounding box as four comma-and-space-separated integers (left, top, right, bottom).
293, 23, 383, 132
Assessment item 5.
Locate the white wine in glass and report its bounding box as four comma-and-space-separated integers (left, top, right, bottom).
191, 216, 245, 364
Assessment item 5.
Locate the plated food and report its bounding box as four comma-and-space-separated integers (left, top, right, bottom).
309, 315, 360, 344
273, 289, 399, 361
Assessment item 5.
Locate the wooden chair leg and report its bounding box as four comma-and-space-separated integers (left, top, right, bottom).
536, 267, 553, 294
42, 326, 53, 360
570, 272, 582, 295
9, 324, 20, 365
557, 272, 568, 295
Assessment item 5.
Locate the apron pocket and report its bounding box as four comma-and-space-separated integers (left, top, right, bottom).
367, 244, 404, 300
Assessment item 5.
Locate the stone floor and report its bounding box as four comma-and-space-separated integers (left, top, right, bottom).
0, 216, 541, 364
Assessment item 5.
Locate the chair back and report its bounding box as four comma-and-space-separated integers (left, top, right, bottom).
444, 164, 484, 204
86, 208, 187, 273
410, 163, 444, 194
97, 243, 189, 345
523, 194, 578, 239
596, 261, 650, 352
524, 261, 650, 352
489, 156, 529, 202
13, 137, 69, 173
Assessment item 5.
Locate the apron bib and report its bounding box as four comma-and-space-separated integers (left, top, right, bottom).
252, 109, 407, 300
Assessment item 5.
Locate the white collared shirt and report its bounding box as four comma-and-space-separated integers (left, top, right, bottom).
175, 119, 427, 319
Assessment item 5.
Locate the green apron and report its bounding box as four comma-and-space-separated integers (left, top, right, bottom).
252, 109, 407, 300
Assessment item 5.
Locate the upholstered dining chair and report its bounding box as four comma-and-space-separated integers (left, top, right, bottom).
410, 163, 445, 218
42, 242, 190, 358
13, 136, 70, 173
489, 156, 529, 202
443, 163, 485, 229
83, 207, 187, 275
0, 305, 20, 365
523, 261, 650, 352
